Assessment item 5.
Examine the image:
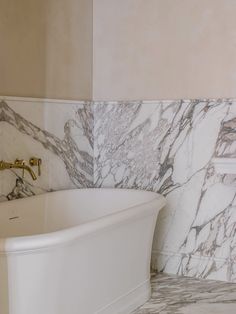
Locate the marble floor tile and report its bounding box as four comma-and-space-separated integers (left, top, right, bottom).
132, 273, 236, 314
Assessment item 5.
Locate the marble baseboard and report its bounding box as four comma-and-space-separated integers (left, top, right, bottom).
151, 250, 235, 282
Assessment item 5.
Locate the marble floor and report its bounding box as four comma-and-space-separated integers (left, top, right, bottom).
132, 273, 236, 314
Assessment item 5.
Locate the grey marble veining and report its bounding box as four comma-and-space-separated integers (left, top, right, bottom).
132, 273, 236, 314
94, 99, 236, 282
0, 97, 235, 283
0, 98, 93, 201
216, 112, 236, 158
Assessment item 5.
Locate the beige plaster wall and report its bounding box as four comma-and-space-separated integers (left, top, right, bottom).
0, 0, 92, 100
93, 0, 236, 100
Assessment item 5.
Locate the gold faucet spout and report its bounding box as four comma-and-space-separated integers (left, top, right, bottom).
0, 160, 37, 180
12, 163, 37, 181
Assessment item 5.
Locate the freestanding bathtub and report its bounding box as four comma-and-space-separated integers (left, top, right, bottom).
0, 188, 166, 314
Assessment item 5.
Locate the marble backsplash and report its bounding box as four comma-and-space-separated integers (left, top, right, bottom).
0, 97, 235, 283
0, 97, 93, 201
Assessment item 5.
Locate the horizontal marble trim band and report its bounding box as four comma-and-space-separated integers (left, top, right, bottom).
1, 95, 87, 105
2, 95, 236, 105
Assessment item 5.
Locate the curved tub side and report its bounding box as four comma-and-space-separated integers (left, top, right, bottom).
0, 194, 166, 314
1, 195, 166, 254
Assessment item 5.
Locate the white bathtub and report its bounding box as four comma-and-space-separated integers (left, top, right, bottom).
0, 188, 166, 314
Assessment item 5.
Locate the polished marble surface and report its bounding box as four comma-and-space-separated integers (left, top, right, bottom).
132, 273, 236, 314
1, 97, 236, 283
0, 98, 93, 201
94, 100, 236, 282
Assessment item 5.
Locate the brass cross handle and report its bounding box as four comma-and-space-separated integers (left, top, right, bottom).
15, 159, 26, 166
15, 159, 26, 178
29, 157, 42, 176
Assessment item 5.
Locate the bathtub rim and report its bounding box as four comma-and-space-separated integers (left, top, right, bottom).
0, 188, 166, 255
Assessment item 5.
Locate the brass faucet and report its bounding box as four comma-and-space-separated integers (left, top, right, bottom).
0, 159, 37, 180
29, 157, 42, 176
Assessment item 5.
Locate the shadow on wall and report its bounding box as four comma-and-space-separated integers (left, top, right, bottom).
0, 0, 92, 100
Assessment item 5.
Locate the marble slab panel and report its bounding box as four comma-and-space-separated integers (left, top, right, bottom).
0, 97, 93, 201
94, 99, 236, 282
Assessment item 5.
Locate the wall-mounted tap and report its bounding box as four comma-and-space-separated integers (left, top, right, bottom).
0, 159, 37, 180
29, 157, 42, 176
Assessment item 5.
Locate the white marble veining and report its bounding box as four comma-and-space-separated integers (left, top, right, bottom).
132, 273, 236, 314
94, 100, 236, 282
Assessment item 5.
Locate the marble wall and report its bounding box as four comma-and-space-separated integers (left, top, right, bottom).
94, 99, 236, 282
1, 97, 235, 283
0, 97, 93, 201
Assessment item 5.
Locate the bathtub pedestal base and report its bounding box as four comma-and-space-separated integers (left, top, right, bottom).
97, 280, 151, 314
